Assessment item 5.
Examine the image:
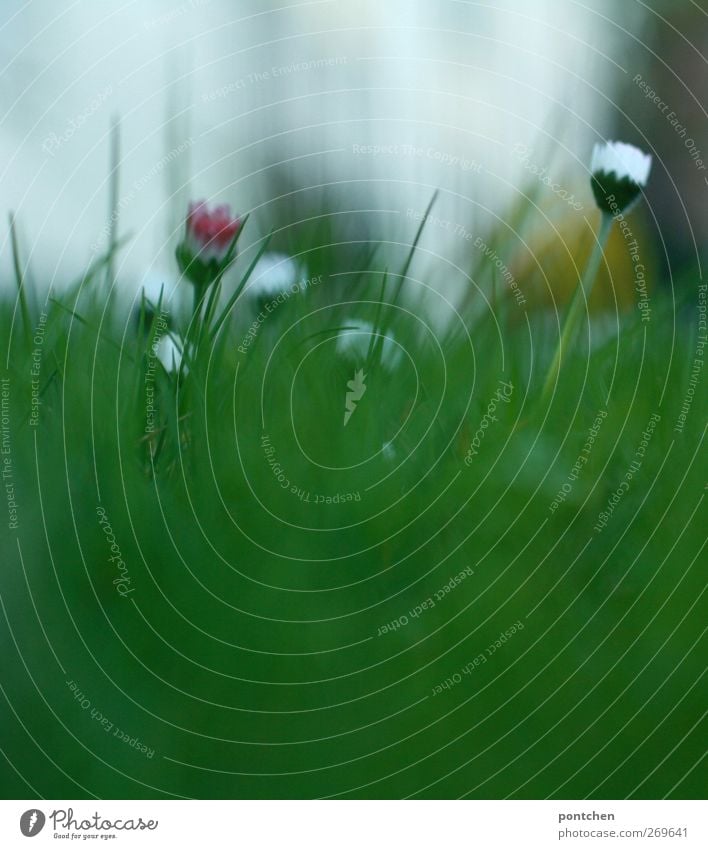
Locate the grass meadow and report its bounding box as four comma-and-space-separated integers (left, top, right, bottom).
0, 180, 705, 798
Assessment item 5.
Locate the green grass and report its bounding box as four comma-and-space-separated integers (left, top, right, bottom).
0, 205, 705, 800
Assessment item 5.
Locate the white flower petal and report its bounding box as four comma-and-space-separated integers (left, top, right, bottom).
246, 252, 301, 297
591, 140, 652, 187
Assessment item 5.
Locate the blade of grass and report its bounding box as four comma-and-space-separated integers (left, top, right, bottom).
373, 191, 438, 361
104, 116, 121, 290
49, 297, 134, 361
388, 189, 438, 308
144, 284, 166, 356
209, 229, 273, 343
8, 213, 32, 345
367, 268, 388, 367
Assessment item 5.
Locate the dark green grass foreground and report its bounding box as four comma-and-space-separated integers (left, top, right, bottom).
0, 223, 705, 800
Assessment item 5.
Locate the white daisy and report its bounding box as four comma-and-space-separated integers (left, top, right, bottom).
590, 141, 652, 214
591, 141, 652, 186
246, 252, 301, 298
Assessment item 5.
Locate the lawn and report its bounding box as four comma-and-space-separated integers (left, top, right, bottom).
0, 182, 705, 799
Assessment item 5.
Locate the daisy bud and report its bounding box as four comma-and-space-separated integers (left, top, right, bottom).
176, 200, 242, 289
590, 141, 652, 214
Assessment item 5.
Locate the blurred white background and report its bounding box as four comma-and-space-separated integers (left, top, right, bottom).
0, 0, 645, 299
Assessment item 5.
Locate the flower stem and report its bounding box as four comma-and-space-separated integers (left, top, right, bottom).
540, 213, 614, 408
192, 282, 205, 326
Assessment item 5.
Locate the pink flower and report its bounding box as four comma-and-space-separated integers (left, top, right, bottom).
185, 200, 242, 263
